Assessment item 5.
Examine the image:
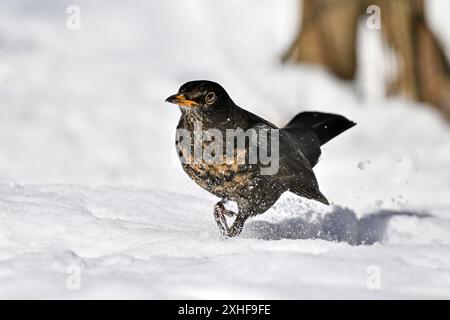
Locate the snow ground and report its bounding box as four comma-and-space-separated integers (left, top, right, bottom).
0, 0, 450, 299
1, 183, 450, 299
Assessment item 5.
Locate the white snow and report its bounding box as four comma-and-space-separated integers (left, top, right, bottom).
0, 0, 450, 299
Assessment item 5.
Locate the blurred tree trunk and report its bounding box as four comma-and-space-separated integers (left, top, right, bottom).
283, 0, 450, 121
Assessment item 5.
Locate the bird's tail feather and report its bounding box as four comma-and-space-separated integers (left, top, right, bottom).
285, 112, 356, 146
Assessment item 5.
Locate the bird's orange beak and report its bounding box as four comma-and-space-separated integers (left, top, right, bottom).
165, 94, 198, 107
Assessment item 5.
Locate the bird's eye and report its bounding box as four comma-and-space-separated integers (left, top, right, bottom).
205, 92, 216, 105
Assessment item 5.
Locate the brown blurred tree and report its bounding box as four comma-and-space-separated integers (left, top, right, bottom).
283, 0, 450, 120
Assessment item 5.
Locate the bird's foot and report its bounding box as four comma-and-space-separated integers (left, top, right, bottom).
213, 201, 245, 237
217, 201, 236, 217
214, 201, 231, 235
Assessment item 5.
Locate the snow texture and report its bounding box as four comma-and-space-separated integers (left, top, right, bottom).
0, 0, 450, 299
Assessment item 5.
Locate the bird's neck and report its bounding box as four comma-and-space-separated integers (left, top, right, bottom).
179, 106, 205, 127
179, 104, 236, 131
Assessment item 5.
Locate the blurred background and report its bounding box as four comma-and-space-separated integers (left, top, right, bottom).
0, 0, 449, 216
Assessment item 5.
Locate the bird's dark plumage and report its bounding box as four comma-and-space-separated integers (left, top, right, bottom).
166, 80, 355, 237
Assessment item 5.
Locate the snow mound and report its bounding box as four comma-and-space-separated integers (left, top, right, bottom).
1, 183, 450, 299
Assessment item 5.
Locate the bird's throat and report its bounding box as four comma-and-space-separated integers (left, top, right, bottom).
179, 106, 205, 128
180, 105, 233, 131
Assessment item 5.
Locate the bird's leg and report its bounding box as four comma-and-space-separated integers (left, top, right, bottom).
222, 201, 236, 217
213, 201, 248, 237
213, 201, 232, 235
226, 214, 248, 237
214, 200, 235, 217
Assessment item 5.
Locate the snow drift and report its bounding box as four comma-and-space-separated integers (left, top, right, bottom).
1, 183, 450, 299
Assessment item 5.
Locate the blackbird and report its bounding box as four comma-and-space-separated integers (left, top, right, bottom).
166, 80, 355, 237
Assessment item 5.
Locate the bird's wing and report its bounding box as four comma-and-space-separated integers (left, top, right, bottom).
249, 121, 329, 205
278, 131, 329, 204
234, 106, 328, 205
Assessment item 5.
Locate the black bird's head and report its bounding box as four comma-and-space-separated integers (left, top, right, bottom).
165, 80, 233, 111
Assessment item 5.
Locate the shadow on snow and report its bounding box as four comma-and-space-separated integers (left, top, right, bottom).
245, 206, 431, 245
